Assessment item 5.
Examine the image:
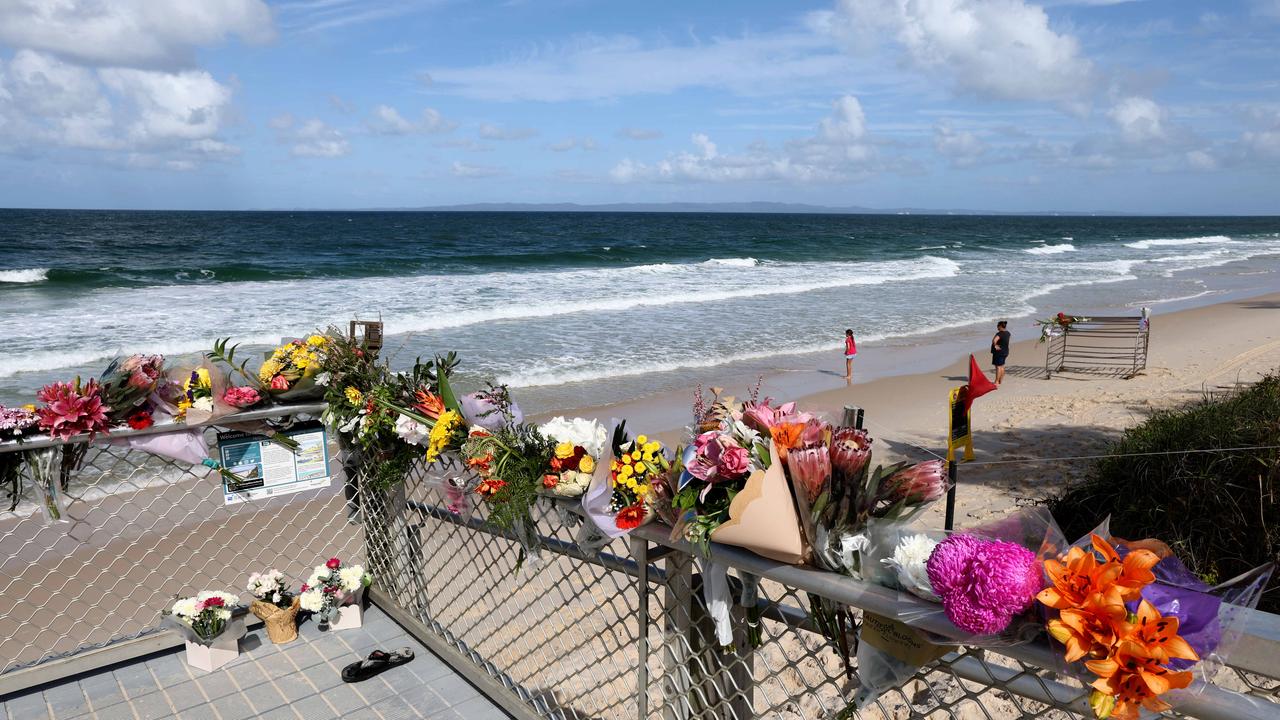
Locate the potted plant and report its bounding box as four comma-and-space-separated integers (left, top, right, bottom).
163, 591, 245, 671
246, 569, 300, 644
299, 557, 370, 631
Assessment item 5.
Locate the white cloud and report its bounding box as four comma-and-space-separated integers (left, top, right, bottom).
0, 0, 273, 70
1186, 149, 1217, 170
286, 119, 350, 156
451, 161, 505, 178
478, 123, 537, 140
424, 31, 852, 102
610, 94, 887, 184
549, 136, 597, 152
1108, 96, 1165, 143
934, 122, 987, 166
368, 105, 457, 135
0, 50, 238, 164
618, 127, 663, 140
826, 0, 1094, 103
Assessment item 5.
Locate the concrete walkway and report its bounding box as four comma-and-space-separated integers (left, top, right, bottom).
0, 606, 510, 720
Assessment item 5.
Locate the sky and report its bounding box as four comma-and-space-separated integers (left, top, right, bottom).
0, 0, 1278, 214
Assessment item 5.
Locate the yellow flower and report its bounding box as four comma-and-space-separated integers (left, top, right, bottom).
619, 465, 633, 478
555, 442, 576, 459
636, 435, 648, 445
644, 441, 660, 453
196, 368, 211, 387
20, 404, 36, 412
579, 455, 595, 473
306, 335, 326, 347
426, 410, 462, 463
344, 386, 363, 406
630, 451, 642, 461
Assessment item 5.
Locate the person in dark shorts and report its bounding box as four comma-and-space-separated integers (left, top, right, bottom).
991, 321, 1011, 385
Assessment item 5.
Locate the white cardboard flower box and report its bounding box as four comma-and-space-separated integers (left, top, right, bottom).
329, 588, 365, 630
182, 616, 245, 672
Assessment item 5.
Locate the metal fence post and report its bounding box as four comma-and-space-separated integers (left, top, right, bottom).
944, 459, 958, 531
841, 405, 864, 429
633, 536, 650, 720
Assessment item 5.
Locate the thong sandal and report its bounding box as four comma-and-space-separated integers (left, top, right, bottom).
341, 647, 414, 683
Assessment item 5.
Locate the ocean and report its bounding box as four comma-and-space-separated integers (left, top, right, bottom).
2, 210, 1279, 412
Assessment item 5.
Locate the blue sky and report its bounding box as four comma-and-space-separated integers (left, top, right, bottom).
0, 0, 1278, 213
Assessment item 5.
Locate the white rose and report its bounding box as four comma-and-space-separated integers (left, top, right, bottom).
551, 470, 592, 497
539, 416, 607, 459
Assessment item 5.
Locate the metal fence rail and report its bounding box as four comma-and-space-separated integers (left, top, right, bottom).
2, 408, 1279, 719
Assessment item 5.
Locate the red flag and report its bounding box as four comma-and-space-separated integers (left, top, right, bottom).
963, 354, 997, 413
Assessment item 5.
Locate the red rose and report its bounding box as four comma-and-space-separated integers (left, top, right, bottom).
270, 375, 290, 391
126, 410, 153, 430
323, 585, 338, 594
326, 557, 341, 570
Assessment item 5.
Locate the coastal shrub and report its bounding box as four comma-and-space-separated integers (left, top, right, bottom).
1049, 372, 1280, 612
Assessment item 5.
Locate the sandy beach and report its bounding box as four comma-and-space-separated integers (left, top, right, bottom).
555, 291, 1280, 527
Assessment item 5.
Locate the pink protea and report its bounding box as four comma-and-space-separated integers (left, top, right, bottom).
926, 533, 1041, 636
36, 379, 111, 440
785, 445, 831, 502
830, 427, 872, 481
880, 460, 948, 505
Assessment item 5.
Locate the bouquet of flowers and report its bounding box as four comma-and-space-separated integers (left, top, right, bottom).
98, 354, 166, 429
299, 557, 370, 629
583, 423, 669, 537
1037, 312, 1089, 342
259, 336, 327, 396
246, 569, 300, 644
538, 416, 607, 498
36, 378, 110, 441
164, 591, 240, 645
0, 404, 40, 512
463, 424, 555, 533
1039, 523, 1274, 720
175, 367, 214, 422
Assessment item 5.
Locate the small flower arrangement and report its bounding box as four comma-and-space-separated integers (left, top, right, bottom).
222, 386, 261, 409
166, 591, 240, 644
258, 336, 326, 393
98, 354, 166, 427
299, 557, 370, 628
1037, 312, 1089, 342
925, 534, 1041, 635
247, 569, 300, 644
0, 404, 39, 440
539, 416, 607, 497
605, 428, 668, 531
176, 368, 214, 420
36, 378, 111, 440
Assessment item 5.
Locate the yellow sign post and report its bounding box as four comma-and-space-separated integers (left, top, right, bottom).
946, 386, 974, 463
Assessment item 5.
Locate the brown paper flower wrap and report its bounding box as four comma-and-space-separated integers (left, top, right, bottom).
250, 597, 300, 644
709, 442, 807, 564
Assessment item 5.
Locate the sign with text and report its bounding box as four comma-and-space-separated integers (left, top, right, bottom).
217, 422, 331, 505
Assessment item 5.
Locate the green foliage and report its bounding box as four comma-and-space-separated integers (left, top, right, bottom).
208, 337, 260, 388
467, 424, 555, 532
1048, 372, 1280, 611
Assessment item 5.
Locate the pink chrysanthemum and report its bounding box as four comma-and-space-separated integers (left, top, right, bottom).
926, 533, 1041, 636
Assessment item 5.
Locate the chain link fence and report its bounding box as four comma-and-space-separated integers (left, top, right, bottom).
2, 408, 1279, 720
0, 405, 363, 676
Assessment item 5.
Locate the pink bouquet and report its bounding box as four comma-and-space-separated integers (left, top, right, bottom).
222, 386, 262, 409
36, 379, 111, 441
926, 534, 1042, 635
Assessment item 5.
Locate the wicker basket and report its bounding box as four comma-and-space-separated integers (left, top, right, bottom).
250, 597, 300, 644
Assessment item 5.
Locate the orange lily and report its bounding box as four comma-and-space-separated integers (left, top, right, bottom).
1046, 589, 1129, 662
1092, 535, 1160, 602
1123, 599, 1199, 665
1086, 640, 1193, 720
414, 390, 445, 420
769, 422, 806, 452
466, 452, 493, 476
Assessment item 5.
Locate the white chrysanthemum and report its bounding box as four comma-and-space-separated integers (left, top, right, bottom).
193, 397, 214, 412
299, 589, 324, 612
338, 566, 366, 593
883, 533, 940, 602
395, 414, 430, 446
170, 598, 199, 618
539, 417, 607, 459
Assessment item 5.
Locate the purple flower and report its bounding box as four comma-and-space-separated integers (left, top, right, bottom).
926, 533, 1041, 636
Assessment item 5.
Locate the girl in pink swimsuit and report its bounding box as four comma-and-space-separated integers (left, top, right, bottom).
843, 329, 857, 379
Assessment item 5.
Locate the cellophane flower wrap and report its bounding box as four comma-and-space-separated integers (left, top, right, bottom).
583, 422, 669, 538
1039, 518, 1274, 720
538, 416, 606, 498
258, 335, 327, 398
163, 591, 240, 645
97, 354, 167, 428
298, 557, 370, 625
